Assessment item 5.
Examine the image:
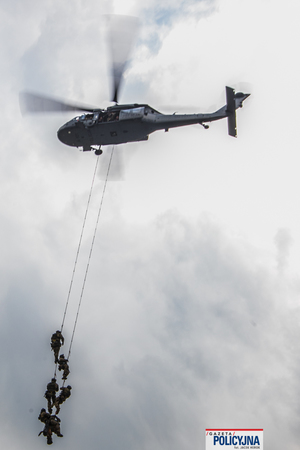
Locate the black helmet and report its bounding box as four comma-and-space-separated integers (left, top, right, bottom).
67, 385, 72, 389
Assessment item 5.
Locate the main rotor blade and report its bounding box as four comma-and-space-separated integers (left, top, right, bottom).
107, 15, 140, 104
19, 92, 97, 115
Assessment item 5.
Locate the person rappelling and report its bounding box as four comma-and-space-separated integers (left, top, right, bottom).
50, 330, 64, 363
38, 409, 52, 445
38, 418, 53, 445
49, 415, 63, 438
38, 414, 63, 445
57, 354, 70, 380
54, 385, 72, 414
38, 408, 50, 424
44, 378, 59, 413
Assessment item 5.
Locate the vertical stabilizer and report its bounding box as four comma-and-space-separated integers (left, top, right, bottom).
226, 86, 237, 137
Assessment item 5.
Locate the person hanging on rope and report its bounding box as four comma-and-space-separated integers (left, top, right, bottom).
39, 414, 63, 444
49, 415, 63, 438
54, 385, 72, 414
38, 408, 50, 424
58, 354, 70, 380
44, 378, 59, 413
38, 414, 52, 445
51, 330, 65, 363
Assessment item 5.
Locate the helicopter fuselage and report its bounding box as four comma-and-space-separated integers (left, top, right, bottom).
57, 103, 229, 151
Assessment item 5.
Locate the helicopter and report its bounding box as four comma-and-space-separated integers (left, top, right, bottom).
20, 16, 250, 156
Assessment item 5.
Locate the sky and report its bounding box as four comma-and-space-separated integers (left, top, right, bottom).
1, 0, 300, 449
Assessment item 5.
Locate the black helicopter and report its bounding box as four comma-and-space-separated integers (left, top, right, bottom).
20, 16, 250, 156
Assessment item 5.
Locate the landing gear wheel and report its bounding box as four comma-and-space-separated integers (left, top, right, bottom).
200, 123, 209, 130
95, 149, 103, 156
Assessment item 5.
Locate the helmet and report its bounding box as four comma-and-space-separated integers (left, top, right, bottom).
67, 385, 72, 389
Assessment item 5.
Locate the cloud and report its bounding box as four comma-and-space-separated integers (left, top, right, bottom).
1, 191, 300, 449
37, 210, 299, 449
274, 228, 293, 274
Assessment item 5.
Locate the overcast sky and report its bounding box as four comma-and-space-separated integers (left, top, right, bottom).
1, 0, 300, 449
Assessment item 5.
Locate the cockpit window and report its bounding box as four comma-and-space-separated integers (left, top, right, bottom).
97, 111, 119, 123
119, 107, 144, 121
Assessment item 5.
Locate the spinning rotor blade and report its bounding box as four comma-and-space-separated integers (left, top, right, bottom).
107, 15, 140, 103
19, 92, 96, 115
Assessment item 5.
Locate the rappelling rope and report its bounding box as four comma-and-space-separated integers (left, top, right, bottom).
60, 156, 100, 334
66, 145, 115, 365
54, 155, 100, 378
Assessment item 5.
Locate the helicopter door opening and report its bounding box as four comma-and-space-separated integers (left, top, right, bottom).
93, 112, 99, 122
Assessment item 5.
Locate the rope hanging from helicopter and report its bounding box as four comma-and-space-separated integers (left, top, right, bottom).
66, 145, 115, 362
60, 155, 100, 336
53, 145, 115, 380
